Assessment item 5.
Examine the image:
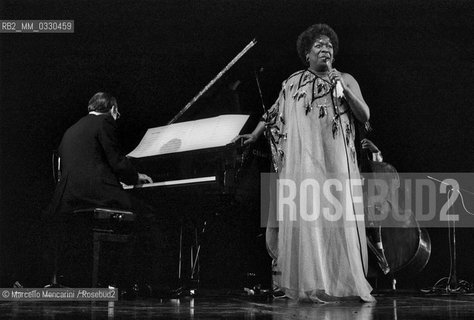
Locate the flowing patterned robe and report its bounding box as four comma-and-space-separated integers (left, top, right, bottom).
264, 69, 375, 302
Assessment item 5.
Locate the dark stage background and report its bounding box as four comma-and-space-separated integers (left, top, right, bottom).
1, 0, 473, 290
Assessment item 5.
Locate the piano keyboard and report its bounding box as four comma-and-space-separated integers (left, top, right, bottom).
122, 176, 217, 190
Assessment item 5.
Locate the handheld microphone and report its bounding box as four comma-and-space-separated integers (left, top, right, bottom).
326, 58, 332, 70
326, 59, 344, 98
326, 59, 336, 84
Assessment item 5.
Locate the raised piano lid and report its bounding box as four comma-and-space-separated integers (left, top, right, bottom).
127, 114, 249, 159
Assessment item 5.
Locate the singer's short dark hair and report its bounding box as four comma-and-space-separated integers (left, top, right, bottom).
87, 92, 117, 113
297, 23, 339, 66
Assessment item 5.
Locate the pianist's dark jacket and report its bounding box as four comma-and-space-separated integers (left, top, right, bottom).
47, 113, 139, 216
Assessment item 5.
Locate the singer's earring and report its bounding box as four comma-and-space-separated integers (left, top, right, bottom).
306, 56, 309, 64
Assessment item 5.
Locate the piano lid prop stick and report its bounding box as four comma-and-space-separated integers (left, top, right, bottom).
168, 38, 258, 125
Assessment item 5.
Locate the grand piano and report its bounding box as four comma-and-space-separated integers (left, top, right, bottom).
121, 40, 272, 291
124, 39, 264, 197
124, 124, 270, 292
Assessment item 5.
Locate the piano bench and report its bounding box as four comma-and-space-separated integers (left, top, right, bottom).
91, 231, 131, 288
72, 208, 136, 288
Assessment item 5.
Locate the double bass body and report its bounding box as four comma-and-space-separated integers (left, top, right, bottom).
364, 160, 431, 277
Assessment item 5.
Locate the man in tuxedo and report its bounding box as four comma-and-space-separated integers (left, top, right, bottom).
47, 92, 156, 288
51, 92, 152, 213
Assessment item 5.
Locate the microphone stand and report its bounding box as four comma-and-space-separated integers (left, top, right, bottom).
423, 176, 472, 294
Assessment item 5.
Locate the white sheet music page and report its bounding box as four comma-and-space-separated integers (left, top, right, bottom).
127, 114, 249, 158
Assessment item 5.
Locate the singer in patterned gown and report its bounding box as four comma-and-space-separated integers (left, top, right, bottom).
235, 23, 375, 302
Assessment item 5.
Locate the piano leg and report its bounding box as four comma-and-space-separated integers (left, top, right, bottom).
174, 218, 207, 296
178, 225, 183, 281
190, 227, 201, 291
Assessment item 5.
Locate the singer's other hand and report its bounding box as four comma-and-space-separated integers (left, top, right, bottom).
361, 138, 380, 153
138, 173, 153, 184
328, 68, 345, 87
231, 133, 257, 145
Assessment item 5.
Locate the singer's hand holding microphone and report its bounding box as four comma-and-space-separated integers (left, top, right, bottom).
326, 59, 345, 88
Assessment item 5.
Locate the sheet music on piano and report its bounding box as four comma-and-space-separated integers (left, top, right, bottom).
127, 114, 249, 159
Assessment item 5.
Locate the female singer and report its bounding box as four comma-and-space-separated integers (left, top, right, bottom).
235, 23, 374, 302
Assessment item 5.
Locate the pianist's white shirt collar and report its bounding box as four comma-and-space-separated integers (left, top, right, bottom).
89, 111, 106, 116
89, 106, 119, 120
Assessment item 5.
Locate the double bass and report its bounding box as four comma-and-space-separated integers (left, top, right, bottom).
362, 143, 431, 278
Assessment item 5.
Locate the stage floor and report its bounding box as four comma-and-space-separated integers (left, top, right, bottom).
1, 291, 474, 319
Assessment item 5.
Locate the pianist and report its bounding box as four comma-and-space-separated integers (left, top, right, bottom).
46, 92, 156, 288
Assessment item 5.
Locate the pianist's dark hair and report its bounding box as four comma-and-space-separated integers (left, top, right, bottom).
87, 92, 117, 113
297, 23, 339, 66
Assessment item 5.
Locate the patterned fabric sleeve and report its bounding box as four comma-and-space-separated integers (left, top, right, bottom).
263, 81, 288, 173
